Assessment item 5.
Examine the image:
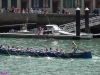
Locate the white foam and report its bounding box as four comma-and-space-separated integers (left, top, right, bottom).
15, 56, 21, 58
71, 59, 74, 62
92, 56, 100, 59
45, 57, 53, 60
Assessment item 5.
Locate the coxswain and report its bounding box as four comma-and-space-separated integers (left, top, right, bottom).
72, 41, 78, 53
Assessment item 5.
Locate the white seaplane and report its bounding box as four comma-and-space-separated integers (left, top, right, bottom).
45, 24, 93, 39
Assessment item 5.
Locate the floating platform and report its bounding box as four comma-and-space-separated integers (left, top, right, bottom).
0, 33, 93, 40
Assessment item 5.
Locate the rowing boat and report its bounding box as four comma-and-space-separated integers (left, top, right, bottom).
0, 49, 92, 58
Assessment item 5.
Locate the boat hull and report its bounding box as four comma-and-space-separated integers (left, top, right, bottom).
0, 49, 92, 58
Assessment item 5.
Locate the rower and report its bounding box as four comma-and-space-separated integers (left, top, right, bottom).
43, 49, 46, 53
20, 46, 24, 52
1, 46, 6, 50
30, 47, 33, 52
26, 47, 30, 52
50, 48, 52, 51
0, 45, 2, 49
45, 48, 48, 53
72, 41, 78, 53
39, 49, 44, 53
7, 46, 11, 50
16, 46, 20, 52
21, 46, 24, 50
59, 48, 64, 54
50, 48, 53, 53
35, 50, 39, 53
10, 46, 16, 52
55, 48, 59, 54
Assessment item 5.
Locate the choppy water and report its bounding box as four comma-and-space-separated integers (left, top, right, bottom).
0, 38, 100, 75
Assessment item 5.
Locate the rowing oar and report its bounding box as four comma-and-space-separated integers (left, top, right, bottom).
33, 51, 41, 58
15, 50, 21, 57
5, 50, 12, 57
43, 52, 52, 59
24, 51, 31, 57
64, 53, 74, 62
54, 53, 63, 59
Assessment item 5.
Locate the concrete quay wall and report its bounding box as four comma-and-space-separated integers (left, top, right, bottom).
0, 13, 96, 26
0, 13, 37, 25
37, 14, 95, 25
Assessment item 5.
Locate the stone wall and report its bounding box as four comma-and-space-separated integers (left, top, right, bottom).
0, 13, 37, 25
0, 13, 96, 26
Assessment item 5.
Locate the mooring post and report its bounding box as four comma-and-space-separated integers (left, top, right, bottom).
85, 7, 89, 33
76, 7, 80, 36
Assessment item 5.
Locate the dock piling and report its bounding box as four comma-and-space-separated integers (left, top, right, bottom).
76, 7, 80, 36
85, 7, 89, 33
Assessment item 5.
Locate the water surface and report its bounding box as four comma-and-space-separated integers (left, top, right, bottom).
0, 38, 100, 75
